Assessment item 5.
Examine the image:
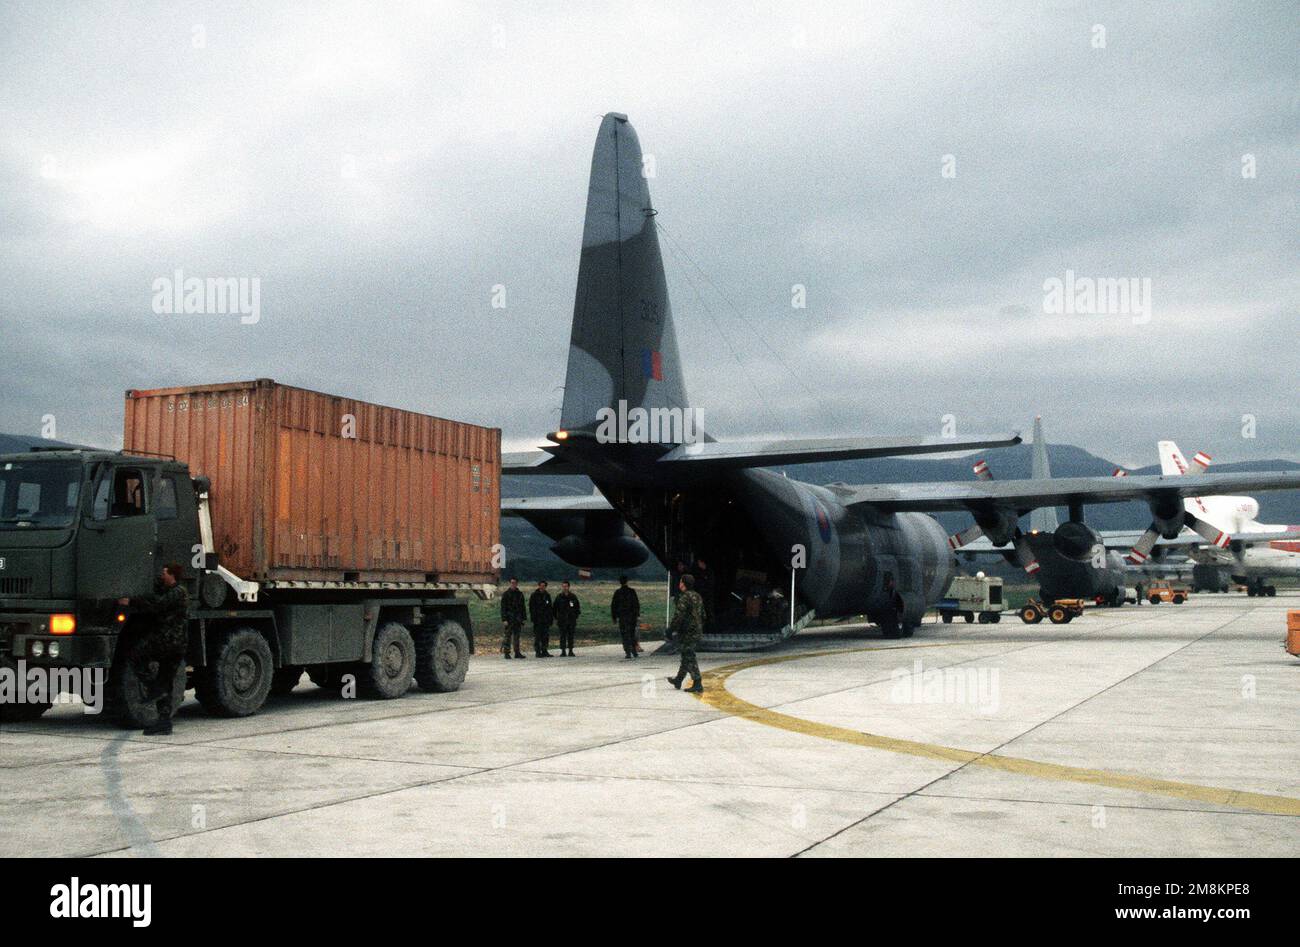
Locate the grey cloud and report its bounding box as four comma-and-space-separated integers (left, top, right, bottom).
0, 1, 1295, 465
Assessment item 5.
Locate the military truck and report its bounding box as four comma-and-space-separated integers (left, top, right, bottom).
0, 380, 500, 726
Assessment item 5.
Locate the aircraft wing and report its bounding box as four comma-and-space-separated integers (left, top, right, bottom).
1094, 527, 1300, 550
836, 471, 1300, 513
952, 529, 1222, 556
655, 433, 1022, 470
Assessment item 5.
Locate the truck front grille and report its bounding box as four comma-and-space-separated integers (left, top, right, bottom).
0, 577, 34, 596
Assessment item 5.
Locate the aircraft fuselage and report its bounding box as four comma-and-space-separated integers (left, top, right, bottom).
599, 466, 953, 631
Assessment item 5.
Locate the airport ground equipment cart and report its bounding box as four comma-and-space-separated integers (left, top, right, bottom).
1018, 597, 1085, 625
1147, 582, 1189, 605
938, 574, 1004, 624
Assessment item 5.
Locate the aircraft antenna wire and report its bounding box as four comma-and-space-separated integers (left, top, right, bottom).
657, 225, 784, 433
654, 219, 833, 424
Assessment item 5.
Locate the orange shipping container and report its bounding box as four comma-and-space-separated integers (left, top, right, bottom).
123, 379, 499, 586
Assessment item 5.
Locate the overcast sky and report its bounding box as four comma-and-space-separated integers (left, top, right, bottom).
1, 1, 1296, 466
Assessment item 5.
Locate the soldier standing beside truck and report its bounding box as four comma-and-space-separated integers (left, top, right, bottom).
553, 581, 581, 657
118, 563, 188, 735
611, 575, 640, 659
529, 580, 554, 657
500, 578, 527, 659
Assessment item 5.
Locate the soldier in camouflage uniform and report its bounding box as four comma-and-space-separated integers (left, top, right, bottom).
610, 575, 640, 659
119, 563, 189, 735
666, 574, 705, 693
499, 577, 527, 658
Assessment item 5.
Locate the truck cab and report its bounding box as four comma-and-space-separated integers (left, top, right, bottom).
0, 450, 199, 721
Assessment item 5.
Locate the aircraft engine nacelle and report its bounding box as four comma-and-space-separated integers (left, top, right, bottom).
550, 534, 650, 569
1145, 494, 1187, 540
1151, 512, 1187, 540
1052, 522, 1104, 562
974, 509, 1020, 547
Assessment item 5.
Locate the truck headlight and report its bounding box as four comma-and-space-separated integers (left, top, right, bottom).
48, 642, 60, 658
49, 613, 76, 635
31, 641, 44, 657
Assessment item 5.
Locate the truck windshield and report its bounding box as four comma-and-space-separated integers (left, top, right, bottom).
0, 460, 83, 529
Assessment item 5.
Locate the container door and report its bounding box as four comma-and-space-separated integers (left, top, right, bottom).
79, 464, 158, 600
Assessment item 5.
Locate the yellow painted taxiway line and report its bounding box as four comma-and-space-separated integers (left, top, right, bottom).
696, 644, 1300, 817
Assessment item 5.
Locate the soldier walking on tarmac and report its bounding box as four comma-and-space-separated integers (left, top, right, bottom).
529, 580, 555, 657
553, 581, 581, 657
666, 574, 705, 694
611, 575, 641, 659
118, 562, 189, 736
499, 577, 527, 658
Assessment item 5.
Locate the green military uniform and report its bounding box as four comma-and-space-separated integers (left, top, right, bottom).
529, 587, 554, 657
130, 579, 189, 724
553, 590, 581, 656
611, 584, 640, 658
668, 589, 705, 692
499, 586, 527, 657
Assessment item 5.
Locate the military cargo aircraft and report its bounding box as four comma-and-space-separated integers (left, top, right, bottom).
949, 417, 1135, 606
503, 113, 1300, 648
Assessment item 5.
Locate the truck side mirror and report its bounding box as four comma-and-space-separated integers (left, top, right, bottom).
203, 551, 220, 570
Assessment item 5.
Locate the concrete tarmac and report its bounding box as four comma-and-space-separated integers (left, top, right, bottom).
3, 593, 1298, 856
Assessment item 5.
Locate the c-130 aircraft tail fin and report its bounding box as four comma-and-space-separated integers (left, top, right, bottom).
508, 114, 1020, 477
559, 113, 690, 438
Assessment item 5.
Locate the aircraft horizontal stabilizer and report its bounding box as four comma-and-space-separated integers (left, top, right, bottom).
502, 450, 584, 476
655, 433, 1023, 470
501, 495, 616, 515
835, 471, 1300, 514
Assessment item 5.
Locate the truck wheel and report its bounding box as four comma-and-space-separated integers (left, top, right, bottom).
1149, 595, 1161, 604
360, 622, 416, 699
106, 641, 187, 728
963, 613, 974, 623
1048, 605, 1070, 624
270, 666, 305, 697
989, 612, 1001, 624
0, 656, 52, 722
1172, 594, 1185, 605
195, 627, 273, 717
415, 621, 470, 693
1019, 606, 1042, 624
941, 612, 953, 624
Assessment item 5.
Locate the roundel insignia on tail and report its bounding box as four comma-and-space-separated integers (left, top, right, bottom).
814, 501, 832, 543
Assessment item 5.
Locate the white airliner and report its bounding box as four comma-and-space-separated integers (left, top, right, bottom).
1153, 441, 1300, 596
